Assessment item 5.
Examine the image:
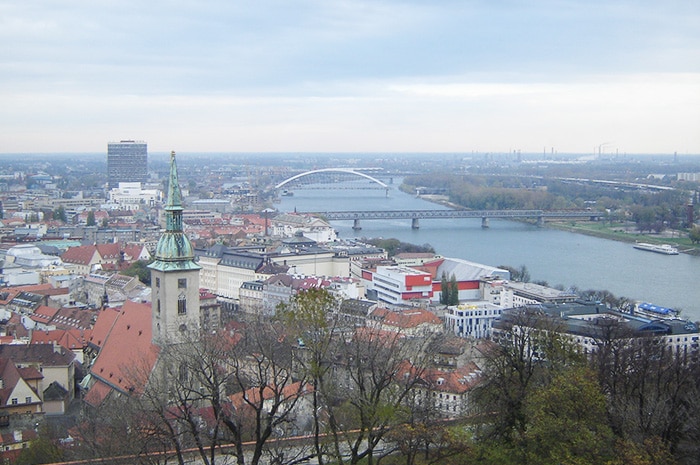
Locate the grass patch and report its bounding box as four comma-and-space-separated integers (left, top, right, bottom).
547, 221, 700, 255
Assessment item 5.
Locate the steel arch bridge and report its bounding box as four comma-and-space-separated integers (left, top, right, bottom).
275, 168, 389, 190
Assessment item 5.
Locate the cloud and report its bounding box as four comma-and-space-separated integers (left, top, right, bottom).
0, 0, 698, 152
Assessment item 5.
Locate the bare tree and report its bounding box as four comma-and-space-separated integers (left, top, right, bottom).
214, 318, 312, 465
321, 326, 434, 465
277, 288, 343, 465
591, 326, 700, 459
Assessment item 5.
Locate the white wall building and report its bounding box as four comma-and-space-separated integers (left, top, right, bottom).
368, 265, 433, 305
108, 182, 162, 210
271, 213, 338, 243
445, 301, 504, 339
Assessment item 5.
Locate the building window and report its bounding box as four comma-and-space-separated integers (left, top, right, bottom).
178, 278, 187, 289
25, 397, 31, 404
155, 277, 160, 288
178, 297, 187, 315
11, 398, 17, 405
157, 300, 161, 314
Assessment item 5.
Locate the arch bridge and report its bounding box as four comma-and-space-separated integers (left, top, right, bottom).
275, 168, 389, 193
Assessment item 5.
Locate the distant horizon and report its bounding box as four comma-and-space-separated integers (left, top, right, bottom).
0, 150, 699, 158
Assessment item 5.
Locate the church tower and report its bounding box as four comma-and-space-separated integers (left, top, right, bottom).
148, 151, 201, 345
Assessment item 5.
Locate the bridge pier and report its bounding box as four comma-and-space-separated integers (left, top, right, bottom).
481, 217, 490, 229
537, 216, 544, 227
411, 218, 420, 229
353, 219, 362, 231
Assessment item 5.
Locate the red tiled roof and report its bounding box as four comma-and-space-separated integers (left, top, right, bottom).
61, 245, 99, 265
0, 358, 43, 407
370, 307, 442, 329
31, 305, 60, 324
398, 361, 483, 395
88, 307, 121, 349
83, 379, 112, 407
17, 366, 42, 381
228, 381, 313, 410
88, 300, 159, 397
0, 358, 21, 406
35, 287, 69, 297
421, 362, 483, 394
122, 244, 148, 261
31, 329, 89, 351
0, 284, 53, 305
96, 243, 121, 260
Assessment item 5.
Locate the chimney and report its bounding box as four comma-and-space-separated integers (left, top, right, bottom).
53, 341, 62, 354
13, 430, 22, 443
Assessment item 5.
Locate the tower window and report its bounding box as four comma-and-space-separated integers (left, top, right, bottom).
157, 300, 161, 314
178, 297, 187, 315
178, 278, 187, 289
155, 277, 160, 288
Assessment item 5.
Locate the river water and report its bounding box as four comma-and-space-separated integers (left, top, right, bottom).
278, 183, 700, 321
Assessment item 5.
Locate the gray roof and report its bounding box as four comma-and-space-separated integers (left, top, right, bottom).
220, 252, 264, 270
437, 257, 509, 281
497, 302, 700, 339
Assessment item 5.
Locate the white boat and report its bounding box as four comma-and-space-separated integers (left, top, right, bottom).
633, 242, 679, 255
634, 302, 679, 319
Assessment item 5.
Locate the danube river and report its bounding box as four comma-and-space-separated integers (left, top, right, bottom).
278, 182, 700, 321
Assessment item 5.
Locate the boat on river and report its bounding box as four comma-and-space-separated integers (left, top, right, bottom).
633, 242, 679, 255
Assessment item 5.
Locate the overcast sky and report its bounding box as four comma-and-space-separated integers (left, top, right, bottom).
1, 0, 699, 154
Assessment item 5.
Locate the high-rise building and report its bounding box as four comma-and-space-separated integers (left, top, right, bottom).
107, 140, 148, 188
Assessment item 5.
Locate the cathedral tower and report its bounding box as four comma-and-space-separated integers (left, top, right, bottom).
148, 151, 201, 344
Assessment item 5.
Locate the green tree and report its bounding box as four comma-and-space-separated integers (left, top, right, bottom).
122, 260, 153, 286
440, 272, 449, 305
448, 274, 459, 306
54, 205, 67, 222
523, 367, 616, 465
86, 210, 96, 226
689, 225, 700, 244
473, 308, 584, 445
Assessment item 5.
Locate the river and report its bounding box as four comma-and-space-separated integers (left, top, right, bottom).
278, 181, 700, 321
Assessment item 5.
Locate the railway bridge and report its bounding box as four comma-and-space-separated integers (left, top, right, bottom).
303, 209, 603, 230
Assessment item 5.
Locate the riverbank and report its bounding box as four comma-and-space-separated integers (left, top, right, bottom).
415, 193, 700, 256
545, 221, 700, 256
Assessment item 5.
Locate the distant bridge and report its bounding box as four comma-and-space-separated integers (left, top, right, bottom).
304, 209, 603, 230
275, 168, 389, 192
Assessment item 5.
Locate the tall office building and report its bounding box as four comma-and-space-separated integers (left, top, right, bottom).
107, 140, 148, 188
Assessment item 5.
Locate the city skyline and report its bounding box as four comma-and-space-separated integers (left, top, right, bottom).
1, 1, 699, 155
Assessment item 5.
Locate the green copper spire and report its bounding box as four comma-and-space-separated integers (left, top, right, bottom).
166, 150, 183, 217
149, 151, 201, 271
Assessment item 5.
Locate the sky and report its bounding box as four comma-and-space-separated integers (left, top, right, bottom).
1, 0, 699, 155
